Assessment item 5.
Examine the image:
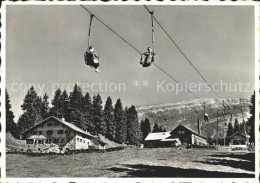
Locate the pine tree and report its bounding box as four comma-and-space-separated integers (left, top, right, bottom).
152, 122, 160, 133
124, 106, 129, 143
60, 90, 69, 120
82, 92, 94, 132
18, 87, 43, 131
17, 113, 30, 134
50, 88, 62, 118
93, 94, 106, 135
41, 93, 50, 119
104, 96, 115, 140
159, 125, 163, 132
125, 105, 140, 145
67, 85, 85, 128
114, 99, 126, 144
140, 118, 151, 143
140, 119, 145, 142
240, 120, 246, 135
248, 92, 255, 143
234, 118, 239, 133
6, 90, 19, 138
226, 121, 234, 144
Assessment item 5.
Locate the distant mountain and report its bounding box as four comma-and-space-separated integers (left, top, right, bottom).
136, 98, 251, 139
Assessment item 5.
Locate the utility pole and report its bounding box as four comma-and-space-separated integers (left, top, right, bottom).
216, 109, 219, 146
203, 102, 206, 114
223, 127, 225, 146
241, 100, 247, 138
222, 100, 226, 118
241, 99, 244, 121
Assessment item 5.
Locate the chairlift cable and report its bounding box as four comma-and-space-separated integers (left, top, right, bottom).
80, 5, 203, 102
153, 63, 201, 100
144, 5, 232, 122
81, 5, 142, 55
144, 5, 221, 100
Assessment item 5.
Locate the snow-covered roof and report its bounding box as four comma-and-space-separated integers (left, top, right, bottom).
145, 132, 171, 141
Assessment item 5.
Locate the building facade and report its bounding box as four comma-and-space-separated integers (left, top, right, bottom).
229, 132, 250, 147
21, 116, 106, 152
169, 125, 208, 146
144, 132, 180, 148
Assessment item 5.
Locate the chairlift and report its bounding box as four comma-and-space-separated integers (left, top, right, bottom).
84, 14, 100, 73
203, 102, 209, 122
140, 11, 156, 67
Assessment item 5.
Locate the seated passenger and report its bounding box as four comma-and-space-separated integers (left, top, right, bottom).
140, 47, 156, 67
204, 113, 209, 122
85, 46, 100, 73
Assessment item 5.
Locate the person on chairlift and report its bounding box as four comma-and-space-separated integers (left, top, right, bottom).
140, 47, 156, 67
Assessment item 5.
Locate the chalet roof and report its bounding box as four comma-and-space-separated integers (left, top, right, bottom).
145, 132, 171, 141
22, 116, 106, 144
171, 124, 207, 140
229, 132, 250, 139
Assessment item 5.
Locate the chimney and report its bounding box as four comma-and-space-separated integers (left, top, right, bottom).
62, 117, 65, 122
197, 118, 201, 135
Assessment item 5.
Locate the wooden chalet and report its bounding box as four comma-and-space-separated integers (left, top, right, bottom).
21, 116, 106, 151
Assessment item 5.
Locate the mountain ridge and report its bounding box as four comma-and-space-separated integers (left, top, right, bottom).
136, 98, 251, 140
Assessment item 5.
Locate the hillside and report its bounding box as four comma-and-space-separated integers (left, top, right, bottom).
6, 132, 26, 150
136, 98, 251, 139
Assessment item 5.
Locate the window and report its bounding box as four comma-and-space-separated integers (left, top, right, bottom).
38, 131, 42, 135
47, 130, 53, 135
32, 131, 37, 135
47, 123, 53, 127
54, 122, 59, 126
38, 140, 42, 144
61, 139, 64, 143
26, 139, 34, 144
65, 130, 68, 134
53, 139, 59, 143
58, 130, 64, 134
77, 138, 80, 142
83, 140, 85, 143
80, 139, 82, 142
233, 140, 246, 145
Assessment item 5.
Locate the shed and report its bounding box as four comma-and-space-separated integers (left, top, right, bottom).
229, 132, 250, 146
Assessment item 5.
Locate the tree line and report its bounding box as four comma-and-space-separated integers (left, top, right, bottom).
6, 86, 255, 144
6, 85, 146, 145
226, 92, 255, 143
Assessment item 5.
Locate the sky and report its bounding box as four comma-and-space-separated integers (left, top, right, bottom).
6, 5, 256, 121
